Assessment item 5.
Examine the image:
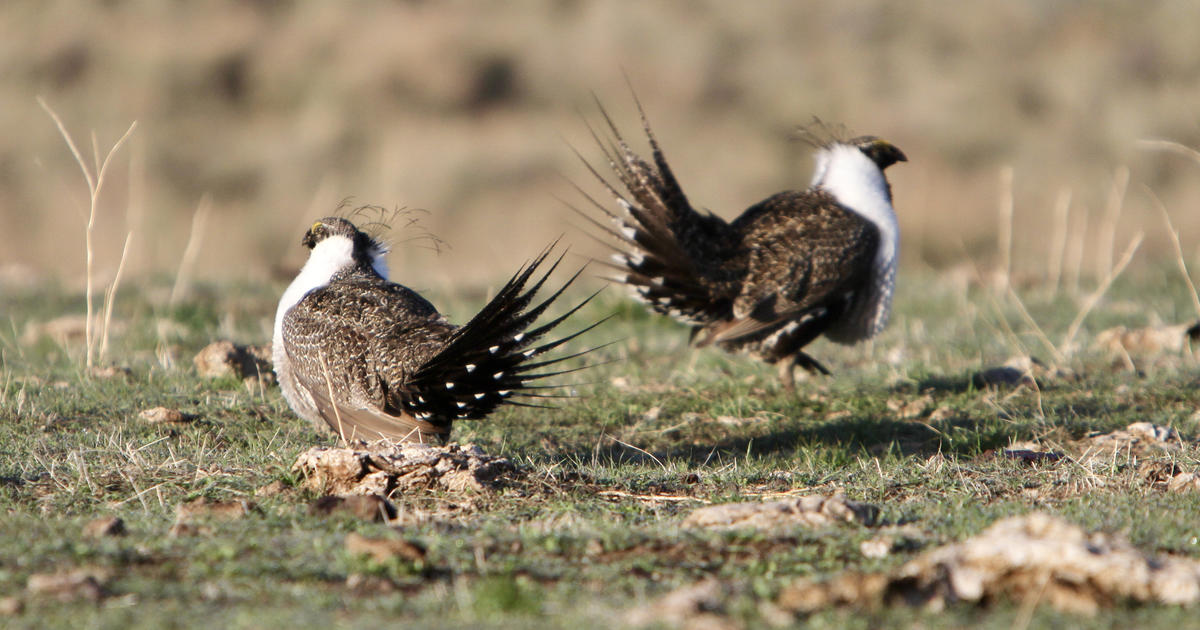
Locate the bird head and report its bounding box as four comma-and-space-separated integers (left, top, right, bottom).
848, 136, 907, 171
301, 217, 390, 279
302, 217, 363, 249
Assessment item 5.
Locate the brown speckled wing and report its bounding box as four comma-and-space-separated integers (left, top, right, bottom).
706, 190, 879, 344
282, 271, 457, 441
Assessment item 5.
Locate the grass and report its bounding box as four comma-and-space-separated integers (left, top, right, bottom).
1, 266, 1199, 628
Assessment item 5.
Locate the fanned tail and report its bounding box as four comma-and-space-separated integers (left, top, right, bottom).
402, 245, 606, 426
570, 95, 733, 327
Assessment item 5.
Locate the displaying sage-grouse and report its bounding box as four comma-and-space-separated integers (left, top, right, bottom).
273, 216, 600, 444
575, 103, 905, 388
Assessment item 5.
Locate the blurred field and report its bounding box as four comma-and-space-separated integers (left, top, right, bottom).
3, 1, 1200, 290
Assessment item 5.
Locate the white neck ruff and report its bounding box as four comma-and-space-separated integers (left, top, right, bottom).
272, 235, 389, 341
811, 144, 899, 341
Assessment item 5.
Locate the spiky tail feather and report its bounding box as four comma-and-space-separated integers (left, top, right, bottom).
569, 96, 732, 327
403, 245, 606, 426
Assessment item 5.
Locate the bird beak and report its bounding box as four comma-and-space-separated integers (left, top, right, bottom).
867, 140, 907, 170
877, 140, 906, 164
301, 222, 323, 249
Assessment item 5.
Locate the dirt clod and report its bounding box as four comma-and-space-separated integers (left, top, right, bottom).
1097, 323, 1197, 356
682, 494, 878, 531
624, 578, 737, 629
170, 497, 253, 536
193, 340, 274, 384
1083, 422, 1184, 457
973, 366, 1034, 389
310, 494, 395, 522
138, 406, 192, 425
82, 516, 126, 538
88, 365, 132, 380
778, 512, 1200, 615
887, 393, 934, 420
345, 532, 426, 563
292, 442, 517, 495
973, 355, 1071, 390
254, 480, 290, 497
26, 568, 110, 603
1000, 448, 1063, 465
860, 536, 893, 559
1167, 472, 1200, 492
0, 596, 23, 615
345, 573, 398, 595
176, 497, 251, 521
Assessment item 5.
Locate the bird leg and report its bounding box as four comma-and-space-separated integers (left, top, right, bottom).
778, 352, 832, 391
777, 355, 797, 391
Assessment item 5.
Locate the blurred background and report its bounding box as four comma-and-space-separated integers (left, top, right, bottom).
2, 0, 1199, 292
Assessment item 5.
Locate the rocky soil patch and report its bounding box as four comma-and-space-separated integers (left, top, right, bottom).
193, 340, 274, 385
778, 512, 1200, 615
682, 494, 878, 532
292, 442, 518, 495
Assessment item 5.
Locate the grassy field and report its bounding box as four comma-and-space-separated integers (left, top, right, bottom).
4, 5, 1200, 626
1, 264, 1198, 628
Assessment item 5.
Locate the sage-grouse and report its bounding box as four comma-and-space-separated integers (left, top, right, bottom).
273, 216, 599, 443
575, 103, 905, 388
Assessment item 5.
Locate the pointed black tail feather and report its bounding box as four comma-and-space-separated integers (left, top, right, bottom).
573, 97, 735, 328
402, 247, 606, 423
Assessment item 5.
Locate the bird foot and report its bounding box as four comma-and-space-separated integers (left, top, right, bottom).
794, 352, 831, 376
777, 353, 832, 392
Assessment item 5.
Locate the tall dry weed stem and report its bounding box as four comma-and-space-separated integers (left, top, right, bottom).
38, 98, 137, 370
997, 166, 1014, 292
169, 195, 212, 308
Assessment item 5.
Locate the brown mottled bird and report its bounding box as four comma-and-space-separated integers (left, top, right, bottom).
574, 102, 906, 388
273, 216, 600, 444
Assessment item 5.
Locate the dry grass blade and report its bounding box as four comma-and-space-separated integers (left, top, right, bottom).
1064, 204, 1088, 295
1005, 285, 1067, 366
318, 350, 349, 444
997, 166, 1014, 291
169, 195, 212, 308
1061, 232, 1143, 354
1142, 186, 1200, 319
1046, 187, 1071, 293
608, 435, 667, 470
99, 231, 134, 362
958, 249, 1033, 360
1095, 166, 1128, 280
1138, 138, 1200, 166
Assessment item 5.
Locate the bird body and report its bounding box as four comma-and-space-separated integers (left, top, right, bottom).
577, 104, 905, 387
273, 217, 596, 443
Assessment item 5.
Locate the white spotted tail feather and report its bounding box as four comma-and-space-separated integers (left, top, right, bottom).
396, 246, 609, 428
568, 97, 733, 328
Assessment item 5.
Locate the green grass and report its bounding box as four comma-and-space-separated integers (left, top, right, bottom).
1, 269, 1199, 628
